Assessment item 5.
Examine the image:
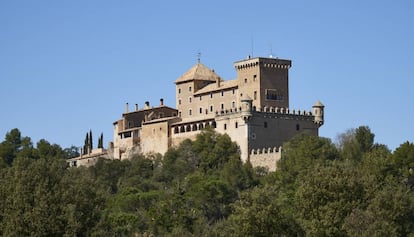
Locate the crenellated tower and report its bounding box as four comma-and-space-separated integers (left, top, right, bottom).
313, 101, 325, 126
234, 57, 291, 111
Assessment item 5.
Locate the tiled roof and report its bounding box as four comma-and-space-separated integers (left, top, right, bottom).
194, 79, 238, 95
175, 63, 220, 83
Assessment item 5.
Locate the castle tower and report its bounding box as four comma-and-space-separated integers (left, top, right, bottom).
234, 57, 291, 111
174, 62, 218, 119
240, 94, 253, 122
313, 101, 325, 126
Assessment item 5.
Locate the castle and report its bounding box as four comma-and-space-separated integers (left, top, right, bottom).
68, 56, 324, 171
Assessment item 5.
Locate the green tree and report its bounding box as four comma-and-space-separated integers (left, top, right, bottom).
393, 141, 414, 178
0, 128, 33, 164
275, 133, 338, 189
192, 128, 239, 174
337, 126, 375, 161
63, 145, 80, 159
89, 129, 93, 150
295, 162, 365, 237
228, 186, 303, 237
35, 139, 65, 159
344, 182, 414, 236
185, 174, 237, 223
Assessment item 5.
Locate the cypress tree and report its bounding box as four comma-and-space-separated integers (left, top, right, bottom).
89, 130, 93, 151
84, 132, 89, 155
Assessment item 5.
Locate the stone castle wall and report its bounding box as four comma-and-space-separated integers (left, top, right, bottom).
249, 147, 282, 172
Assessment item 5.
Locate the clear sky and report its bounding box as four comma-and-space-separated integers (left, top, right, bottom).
1, 0, 413, 151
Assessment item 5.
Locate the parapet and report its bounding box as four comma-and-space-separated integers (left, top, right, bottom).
249, 146, 282, 172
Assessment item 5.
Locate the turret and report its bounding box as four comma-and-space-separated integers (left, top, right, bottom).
312, 101, 325, 126
241, 94, 253, 121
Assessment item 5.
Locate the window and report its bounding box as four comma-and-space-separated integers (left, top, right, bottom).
189, 109, 192, 116
235, 122, 238, 128
232, 88, 235, 94
178, 99, 181, 105
221, 103, 224, 110
200, 96, 202, 101
199, 107, 203, 114
221, 91, 224, 96
296, 124, 300, 131
189, 97, 192, 103
232, 101, 235, 108
224, 123, 227, 130
265, 89, 284, 101
253, 75, 257, 81
210, 93, 213, 98
189, 86, 192, 92
244, 78, 247, 83
178, 88, 181, 94
179, 111, 181, 117
264, 122, 268, 128
254, 91, 257, 100
210, 105, 213, 112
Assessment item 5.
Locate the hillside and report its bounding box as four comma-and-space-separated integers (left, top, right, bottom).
1, 127, 414, 236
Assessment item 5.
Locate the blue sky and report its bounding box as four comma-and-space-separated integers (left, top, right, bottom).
0, 0, 413, 151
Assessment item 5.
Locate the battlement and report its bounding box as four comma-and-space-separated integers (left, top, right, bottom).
249, 146, 282, 172
215, 105, 314, 121
234, 57, 291, 70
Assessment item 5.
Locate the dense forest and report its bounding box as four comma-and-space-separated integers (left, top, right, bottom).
1, 127, 414, 236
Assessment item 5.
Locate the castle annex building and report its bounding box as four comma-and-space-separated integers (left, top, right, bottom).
69, 56, 324, 171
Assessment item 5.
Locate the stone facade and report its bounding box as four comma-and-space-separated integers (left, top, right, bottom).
70, 56, 324, 171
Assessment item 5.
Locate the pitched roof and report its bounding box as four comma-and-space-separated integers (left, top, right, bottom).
194, 79, 238, 95
175, 63, 220, 84
313, 100, 325, 107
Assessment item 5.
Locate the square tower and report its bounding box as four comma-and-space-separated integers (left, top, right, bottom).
234, 57, 291, 110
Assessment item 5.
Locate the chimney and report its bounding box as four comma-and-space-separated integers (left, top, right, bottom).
145, 101, 150, 109
216, 77, 221, 87
160, 98, 164, 106
125, 103, 129, 113
135, 104, 138, 111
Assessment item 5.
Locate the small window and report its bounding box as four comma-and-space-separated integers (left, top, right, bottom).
210, 93, 213, 98
178, 88, 181, 94
199, 107, 202, 114
189, 86, 192, 92
244, 78, 247, 83
189, 97, 192, 103
210, 105, 213, 112
179, 111, 181, 117
232, 88, 235, 94
253, 75, 257, 81
232, 101, 235, 108
221, 103, 224, 110
189, 109, 192, 116
178, 99, 181, 105
224, 124, 227, 130
221, 91, 224, 96
254, 91, 257, 100
296, 124, 300, 131
264, 122, 268, 128
235, 122, 238, 128
200, 96, 202, 101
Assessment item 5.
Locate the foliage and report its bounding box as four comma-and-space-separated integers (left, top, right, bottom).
1, 127, 414, 236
